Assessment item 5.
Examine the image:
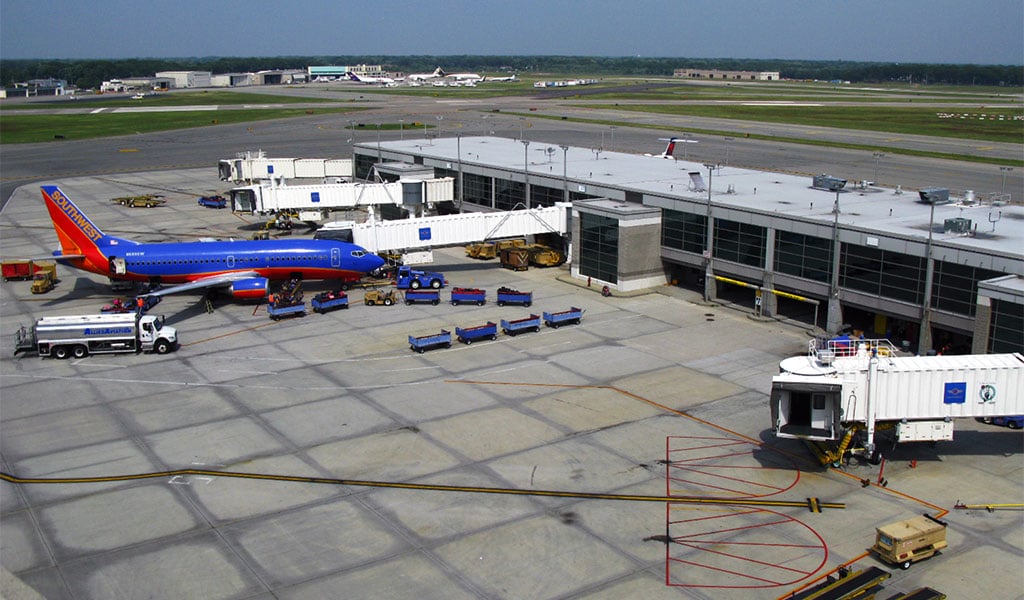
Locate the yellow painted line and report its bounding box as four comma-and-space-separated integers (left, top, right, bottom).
975, 146, 995, 151
118, 148, 139, 153
0, 469, 844, 510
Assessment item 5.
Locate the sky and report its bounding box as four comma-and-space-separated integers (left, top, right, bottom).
2, 0, 1022, 64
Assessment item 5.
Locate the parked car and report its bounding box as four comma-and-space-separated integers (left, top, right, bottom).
978, 415, 1024, 429
198, 195, 227, 209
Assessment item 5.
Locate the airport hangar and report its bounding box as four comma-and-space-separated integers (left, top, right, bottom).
354, 135, 1023, 356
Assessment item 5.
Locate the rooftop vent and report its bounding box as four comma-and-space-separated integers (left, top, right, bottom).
812, 174, 847, 191
918, 188, 950, 204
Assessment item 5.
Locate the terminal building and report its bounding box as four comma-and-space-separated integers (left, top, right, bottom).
353, 136, 1023, 356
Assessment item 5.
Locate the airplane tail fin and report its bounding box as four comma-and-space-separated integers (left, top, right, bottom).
40, 186, 134, 261
664, 139, 677, 157
346, 72, 359, 81
435, 67, 446, 77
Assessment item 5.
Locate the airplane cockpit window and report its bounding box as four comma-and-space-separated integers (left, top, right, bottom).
351, 250, 366, 258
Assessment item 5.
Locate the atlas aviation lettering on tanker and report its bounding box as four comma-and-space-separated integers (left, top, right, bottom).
39, 185, 385, 300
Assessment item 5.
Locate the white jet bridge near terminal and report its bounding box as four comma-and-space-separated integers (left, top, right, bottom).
770, 338, 1024, 465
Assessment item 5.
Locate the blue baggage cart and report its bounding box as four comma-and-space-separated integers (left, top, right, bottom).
455, 321, 498, 344
500, 314, 541, 336
451, 287, 487, 306
405, 289, 441, 305
311, 291, 349, 313
543, 306, 583, 328
496, 287, 533, 307
409, 329, 452, 353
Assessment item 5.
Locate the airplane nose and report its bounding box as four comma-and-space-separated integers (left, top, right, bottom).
368, 254, 386, 270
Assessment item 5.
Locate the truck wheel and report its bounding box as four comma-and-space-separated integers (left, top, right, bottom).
498, 301, 505, 307
417, 347, 425, 354
72, 345, 88, 359
477, 301, 484, 306
384, 298, 394, 306
490, 334, 496, 340
533, 326, 540, 332
432, 299, 439, 305
900, 560, 911, 570
430, 279, 442, 289
410, 280, 421, 289
525, 302, 531, 307
54, 346, 69, 359
406, 300, 413, 305
465, 338, 472, 345
366, 300, 375, 306
1008, 420, 1019, 429
154, 340, 171, 354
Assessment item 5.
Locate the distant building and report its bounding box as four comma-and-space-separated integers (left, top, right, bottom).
212, 73, 256, 87
155, 71, 213, 89
1, 78, 69, 98
674, 68, 780, 81
308, 64, 388, 79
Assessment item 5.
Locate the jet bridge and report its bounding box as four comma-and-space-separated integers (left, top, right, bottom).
770, 338, 1024, 461
348, 203, 571, 253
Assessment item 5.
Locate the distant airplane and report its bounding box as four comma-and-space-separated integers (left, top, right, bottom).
644, 137, 697, 159
39, 185, 385, 299
446, 72, 483, 83
484, 74, 517, 82
408, 67, 445, 82
346, 71, 396, 85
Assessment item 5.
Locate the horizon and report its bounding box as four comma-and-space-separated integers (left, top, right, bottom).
2, 1, 1022, 65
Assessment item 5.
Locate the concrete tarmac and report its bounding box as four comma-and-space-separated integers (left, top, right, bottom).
1, 170, 1021, 599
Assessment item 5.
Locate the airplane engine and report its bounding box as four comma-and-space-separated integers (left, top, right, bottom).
229, 277, 269, 299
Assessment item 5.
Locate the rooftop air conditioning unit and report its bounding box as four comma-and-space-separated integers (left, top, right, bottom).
919, 188, 950, 204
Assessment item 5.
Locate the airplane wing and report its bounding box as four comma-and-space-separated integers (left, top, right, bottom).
141, 271, 263, 297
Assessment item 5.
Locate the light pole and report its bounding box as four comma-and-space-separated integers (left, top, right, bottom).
399, 119, 404, 141
872, 152, 885, 184
1000, 166, 1014, 195
610, 126, 615, 150
702, 163, 716, 302
826, 190, 843, 335
521, 140, 531, 209
724, 137, 733, 167
423, 119, 428, 140
376, 123, 381, 163
560, 145, 569, 203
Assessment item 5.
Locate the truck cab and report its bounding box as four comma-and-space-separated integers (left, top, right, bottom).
395, 265, 445, 290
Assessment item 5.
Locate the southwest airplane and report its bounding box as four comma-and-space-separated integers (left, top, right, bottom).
40, 185, 385, 299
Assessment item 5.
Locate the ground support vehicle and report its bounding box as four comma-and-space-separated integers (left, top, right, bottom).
525, 244, 565, 267
451, 287, 486, 306
3, 259, 55, 282
455, 322, 498, 344
101, 298, 133, 313
872, 514, 948, 570
466, 239, 525, 260
496, 287, 532, 307
979, 415, 1024, 429
364, 289, 397, 306
500, 248, 530, 271
311, 291, 349, 313
404, 289, 441, 305
267, 300, 306, 320
30, 264, 58, 294
15, 312, 178, 358
409, 329, 451, 353
111, 195, 165, 208
500, 315, 541, 336
197, 195, 227, 209
396, 266, 445, 290
544, 307, 583, 328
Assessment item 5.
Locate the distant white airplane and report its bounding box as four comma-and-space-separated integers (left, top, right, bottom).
346, 71, 396, 85
484, 74, 517, 82
446, 72, 483, 83
408, 67, 445, 82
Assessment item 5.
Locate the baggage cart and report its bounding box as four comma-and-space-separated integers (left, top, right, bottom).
311, 291, 349, 313
455, 322, 498, 344
543, 306, 583, 328
409, 329, 452, 353
496, 287, 532, 307
500, 314, 541, 336
451, 287, 486, 306
405, 289, 441, 305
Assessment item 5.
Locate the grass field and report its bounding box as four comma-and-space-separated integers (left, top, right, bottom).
3, 90, 348, 110
0, 107, 357, 144
580, 103, 1023, 144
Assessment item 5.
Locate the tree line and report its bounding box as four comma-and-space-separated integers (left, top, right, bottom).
2, 56, 1020, 90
